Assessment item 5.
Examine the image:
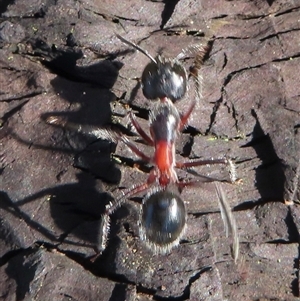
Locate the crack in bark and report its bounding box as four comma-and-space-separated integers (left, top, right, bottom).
230, 5, 300, 21
216, 35, 251, 40
182, 266, 212, 300
235, 13, 273, 20
1, 99, 29, 125
211, 14, 228, 20
83, 6, 139, 24
259, 27, 300, 42
230, 101, 240, 132
221, 52, 227, 70
205, 97, 222, 135
0, 90, 45, 103
220, 52, 300, 101
274, 6, 300, 17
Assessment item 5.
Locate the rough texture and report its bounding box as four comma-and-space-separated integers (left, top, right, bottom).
1, 0, 300, 300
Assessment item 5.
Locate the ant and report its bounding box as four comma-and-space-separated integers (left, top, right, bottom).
46, 34, 239, 261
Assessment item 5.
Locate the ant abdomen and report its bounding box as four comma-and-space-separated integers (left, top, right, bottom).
141, 56, 188, 102
140, 189, 186, 253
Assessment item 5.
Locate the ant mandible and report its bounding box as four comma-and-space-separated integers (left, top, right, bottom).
46, 34, 239, 261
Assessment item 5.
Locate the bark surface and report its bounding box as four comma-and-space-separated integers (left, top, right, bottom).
0, 0, 300, 300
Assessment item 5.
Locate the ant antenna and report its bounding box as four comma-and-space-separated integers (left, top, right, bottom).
116, 34, 157, 64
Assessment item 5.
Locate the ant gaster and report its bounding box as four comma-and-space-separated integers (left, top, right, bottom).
46, 34, 239, 260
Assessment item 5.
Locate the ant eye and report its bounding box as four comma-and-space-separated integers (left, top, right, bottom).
140, 190, 186, 253
141, 58, 187, 102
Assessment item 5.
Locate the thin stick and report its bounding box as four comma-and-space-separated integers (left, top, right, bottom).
214, 182, 239, 263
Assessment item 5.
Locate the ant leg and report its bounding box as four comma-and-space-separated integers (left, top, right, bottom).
179, 98, 197, 131
120, 136, 151, 162
176, 44, 210, 63
177, 43, 210, 84
98, 180, 152, 253
177, 173, 223, 190
178, 45, 210, 131
46, 115, 151, 162
177, 158, 238, 183
176, 158, 227, 169
178, 74, 202, 130
98, 168, 158, 254
178, 60, 203, 130
45, 116, 120, 143
129, 111, 154, 146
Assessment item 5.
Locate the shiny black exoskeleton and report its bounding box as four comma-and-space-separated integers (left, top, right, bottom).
116, 34, 188, 102
142, 56, 187, 101
140, 189, 186, 253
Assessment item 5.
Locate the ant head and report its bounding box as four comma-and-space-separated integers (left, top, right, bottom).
139, 188, 186, 253
141, 56, 188, 102
116, 35, 188, 102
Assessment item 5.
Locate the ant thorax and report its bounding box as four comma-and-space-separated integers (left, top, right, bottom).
149, 99, 180, 186
149, 98, 180, 142
142, 55, 188, 102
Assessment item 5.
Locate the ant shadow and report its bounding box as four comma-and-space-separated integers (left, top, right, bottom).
2, 41, 135, 262
37, 40, 124, 182
247, 109, 286, 202
1, 180, 130, 300
0, 170, 131, 295
31, 38, 123, 90
0, 172, 115, 252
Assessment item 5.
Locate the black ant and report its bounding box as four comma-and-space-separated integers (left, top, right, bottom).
45, 34, 239, 261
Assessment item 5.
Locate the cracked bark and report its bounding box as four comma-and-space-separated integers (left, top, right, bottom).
0, 0, 300, 300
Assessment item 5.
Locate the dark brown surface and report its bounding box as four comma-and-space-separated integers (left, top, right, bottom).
1, 0, 300, 300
